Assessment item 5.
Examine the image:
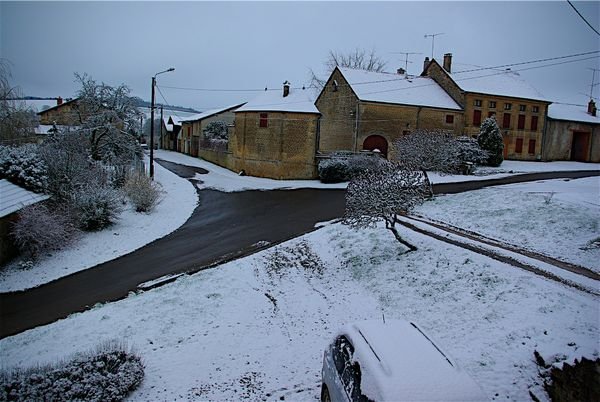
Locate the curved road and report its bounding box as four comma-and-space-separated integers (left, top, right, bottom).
0, 163, 598, 338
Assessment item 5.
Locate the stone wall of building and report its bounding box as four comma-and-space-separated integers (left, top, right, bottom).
544, 119, 600, 162
423, 61, 465, 107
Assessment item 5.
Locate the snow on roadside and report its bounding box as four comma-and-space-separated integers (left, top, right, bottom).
0, 158, 197, 292
415, 177, 600, 272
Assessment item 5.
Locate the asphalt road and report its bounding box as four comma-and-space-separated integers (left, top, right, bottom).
0, 163, 598, 338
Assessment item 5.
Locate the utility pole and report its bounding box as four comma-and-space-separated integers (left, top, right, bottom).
424, 33, 444, 59
160, 105, 164, 150
150, 67, 174, 179
391, 51, 422, 73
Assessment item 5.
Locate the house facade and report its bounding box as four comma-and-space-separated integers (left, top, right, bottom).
423, 54, 551, 160
161, 115, 182, 151
316, 67, 464, 160
37, 97, 81, 125
543, 101, 599, 162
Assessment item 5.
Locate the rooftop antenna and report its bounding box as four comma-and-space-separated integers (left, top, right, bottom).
424, 32, 444, 59
390, 51, 423, 72
587, 68, 599, 99
382, 312, 386, 324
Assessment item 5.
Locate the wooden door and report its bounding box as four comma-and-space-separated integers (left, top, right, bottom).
362, 135, 388, 158
571, 131, 590, 161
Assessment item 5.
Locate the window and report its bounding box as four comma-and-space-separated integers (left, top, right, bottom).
532, 105, 539, 113
474, 99, 482, 107
187, 126, 191, 135
445, 114, 454, 124
519, 104, 527, 112
488, 111, 496, 118
489, 101, 497, 109
503, 113, 511, 129
504, 103, 512, 110
531, 115, 538, 131
515, 138, 523, 153
473, 110, 482, 126
259, 113, 268, 128
332, 79, 339, 92
528, 139, 536, 154
517, 114, 526, 130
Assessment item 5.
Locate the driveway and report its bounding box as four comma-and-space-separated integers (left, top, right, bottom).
0, 161, 598, 338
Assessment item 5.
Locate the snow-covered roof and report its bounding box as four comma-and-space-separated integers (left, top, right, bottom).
337, 67, 462, 111
162, 115, 183, 132
548, 103, 600, 124
180, 103, 246, 123
341, 320, 485, 401
236, 88, 319, 114
0, 180, 49, 218
36, 98, 79, 115
451, 69, 549, 102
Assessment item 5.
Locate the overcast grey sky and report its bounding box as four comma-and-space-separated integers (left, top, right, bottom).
1, 1, 599, 111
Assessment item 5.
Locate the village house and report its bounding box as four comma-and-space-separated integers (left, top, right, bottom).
161, 115, 182, 152
178, 104, 244, 157
543, 100, 599, 162
315, 66, 464, 159
37, 97, 81, 126
422, 54, 552, 160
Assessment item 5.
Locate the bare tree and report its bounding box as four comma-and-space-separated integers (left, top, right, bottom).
343, 160, 429, 252
310, 48, 387, 90
0, 60, 39, 143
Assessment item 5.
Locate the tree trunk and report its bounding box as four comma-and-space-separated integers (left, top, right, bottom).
422, 169, 434, 198
385, 217, 418, 252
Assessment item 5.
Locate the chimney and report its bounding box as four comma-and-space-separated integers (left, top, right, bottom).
397, 68, 406, 75
443, 53, 452, 73
283, 81, 290, 97
588, 99, 597, 117
423, 57, 430, 72
57, 96, 63, 106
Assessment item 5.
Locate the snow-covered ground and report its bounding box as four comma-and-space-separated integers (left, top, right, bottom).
1, 178, 597, 401
0, 158, 197, 292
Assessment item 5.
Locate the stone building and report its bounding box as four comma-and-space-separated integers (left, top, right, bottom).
543, 100, 599, 162
422, 54, 552, 160
178, 104, 244, 156
161, 115, 182, 151
37, 97, 80, 125
315, 67, 464, 159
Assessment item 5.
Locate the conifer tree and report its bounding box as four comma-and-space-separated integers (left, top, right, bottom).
478, 116, 504, 167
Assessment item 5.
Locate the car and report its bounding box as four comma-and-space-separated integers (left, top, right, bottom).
321, 319, 486, 402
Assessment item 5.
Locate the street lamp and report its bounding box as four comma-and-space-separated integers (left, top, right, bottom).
150, 67, 175, 178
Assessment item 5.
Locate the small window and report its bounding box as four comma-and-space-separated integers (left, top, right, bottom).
528, 139, 536, 154
504, 103, 512, 110
531, 115, 539, 131
474, 99, 482, 107
445, 115, 454, 124
187, 126, 191, 135
532, 105, 539, 113
259, 113, 268, 128
503, 113, 511, 129
332, 80, 339, 92
517, 114, 525, 130
515, 138, 523, 153
519, 104, 526, 112
489, 101, 497, 109
473, 110, 482, 126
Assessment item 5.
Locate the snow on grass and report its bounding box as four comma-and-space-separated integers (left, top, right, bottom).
0, 158, 197, 292
1, 219, 597, 401
415, 177, 600, 272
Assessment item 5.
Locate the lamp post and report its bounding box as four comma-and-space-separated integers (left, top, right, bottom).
150, 67, 174, 178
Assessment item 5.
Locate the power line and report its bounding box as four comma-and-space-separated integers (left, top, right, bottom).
566, 0, 600, 36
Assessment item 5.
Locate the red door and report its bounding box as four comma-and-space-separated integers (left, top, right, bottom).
571, 131, 590, 161
363, 135, 388, 158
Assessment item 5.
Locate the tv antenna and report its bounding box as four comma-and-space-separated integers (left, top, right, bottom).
588, 68, 599, 100
424, 32, 444, 59
391, 51, 423, 72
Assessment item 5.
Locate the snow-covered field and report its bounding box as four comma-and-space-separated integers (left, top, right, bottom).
1, 177, 598, 401
0, 158, 197, 292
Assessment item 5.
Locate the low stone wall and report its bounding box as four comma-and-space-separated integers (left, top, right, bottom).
198, 148, 234, 171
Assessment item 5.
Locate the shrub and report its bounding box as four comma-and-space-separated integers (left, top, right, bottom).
0, 342, 144, 402
0, 144, 48, 192
318, 152, 385, 183
71, 184, 124, 231
202, 121, 229, 141
318, 158, 351, 183
124, 173, 163, 213
10, 203, 79, 259
478, 116, 504, 167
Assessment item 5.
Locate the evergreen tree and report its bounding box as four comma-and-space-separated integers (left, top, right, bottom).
478, 116, 504, 167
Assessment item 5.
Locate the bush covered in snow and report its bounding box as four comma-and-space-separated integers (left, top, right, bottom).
0, 144, 48, 193
124, 173, 163, 213
10, 203, 79, 259
72, 184, 124, 231
478, 116, 504, 167
203, 121, 229, 141
318, 152, 385, 183
0, 342, 144, 401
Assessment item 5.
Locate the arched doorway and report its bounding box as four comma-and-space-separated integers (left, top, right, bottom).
362, 135, 388, 158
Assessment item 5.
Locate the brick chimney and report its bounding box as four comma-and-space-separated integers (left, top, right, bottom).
283, 81, 290, 97
588, 99, 596, 117
423, 57, 430, 72
443, 53, 452, 73
57, 96, 63, 106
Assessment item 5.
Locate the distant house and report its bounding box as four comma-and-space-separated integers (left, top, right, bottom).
0, 180, 49, 265
230, 82, 320, 179
423, 54, 552, 160
316, 66, 463, 159
37, 97, 81, 126
543, 100, 599, 162
161, 115, 182, 151
178, 104, 245, 157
